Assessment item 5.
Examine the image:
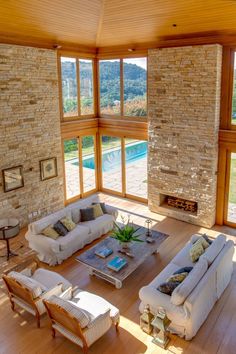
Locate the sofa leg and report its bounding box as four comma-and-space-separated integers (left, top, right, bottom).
52, 327, 56, 338
82, 344, 88, 354
36, 313, 40, 328
115, 321, 119, 332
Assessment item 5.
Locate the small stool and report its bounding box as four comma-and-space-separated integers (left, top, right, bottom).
0, 218, 20, 260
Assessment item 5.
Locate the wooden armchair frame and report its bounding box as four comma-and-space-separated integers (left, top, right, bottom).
43, 299, 89, 354
2, 256, 62, 328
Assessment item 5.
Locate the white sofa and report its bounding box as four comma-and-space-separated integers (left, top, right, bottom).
139, 234, 234, 340
26, 195, 118, 266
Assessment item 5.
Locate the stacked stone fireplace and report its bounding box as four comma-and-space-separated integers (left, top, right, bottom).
148, 44, 222, 228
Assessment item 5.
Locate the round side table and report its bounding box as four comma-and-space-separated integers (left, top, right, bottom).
0, 218, 20, 260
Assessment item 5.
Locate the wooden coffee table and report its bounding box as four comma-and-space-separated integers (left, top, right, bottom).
76, 227, 169, 289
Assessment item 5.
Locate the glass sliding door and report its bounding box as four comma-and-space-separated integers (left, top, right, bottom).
125, 139, 148, 199
227, 152, 236, 223
82, 135, 96, 193
63, 139, 80, 199
101, 136, 122, 193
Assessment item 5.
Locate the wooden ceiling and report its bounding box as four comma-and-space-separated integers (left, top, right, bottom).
1, 0, 236, 51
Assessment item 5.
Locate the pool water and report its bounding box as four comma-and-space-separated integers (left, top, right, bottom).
72, 141, 147, 171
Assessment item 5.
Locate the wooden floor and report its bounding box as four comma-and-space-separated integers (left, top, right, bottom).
1, 193, 236, 354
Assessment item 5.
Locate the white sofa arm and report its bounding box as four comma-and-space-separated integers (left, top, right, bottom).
25, 232, 60, 254
139, 286, 188, 321
40, 283, 64, 300
87, 309, 111, 329
105, 205, 118, 219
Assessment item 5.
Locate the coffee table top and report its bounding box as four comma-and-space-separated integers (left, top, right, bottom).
76, 227, 169, 283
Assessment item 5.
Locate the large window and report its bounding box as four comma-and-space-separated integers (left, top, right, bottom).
63, 135, 97, 201
101, 136, 122, 192
100, 135, 147, 200
226, 152, 236, 224
99, 57, 147, 118
60, 57, 94, 119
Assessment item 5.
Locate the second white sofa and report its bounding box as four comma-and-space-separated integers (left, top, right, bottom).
139, 233, 234, 340
25, 195, 118, 266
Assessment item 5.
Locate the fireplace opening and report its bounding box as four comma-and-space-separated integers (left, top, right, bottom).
160, 194, 198, 215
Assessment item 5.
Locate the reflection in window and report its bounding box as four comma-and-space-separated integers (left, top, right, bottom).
64, 139, 80, 199
61, 57, 78, 117
79, 60, 94, 115
227, 153, 236, 223
82, 136, 96, 192
232, 53, 236, 124
124, 58, 147, 116
99, 60, 120, 115
101, 136, 122, 192
125, 139, 147, 198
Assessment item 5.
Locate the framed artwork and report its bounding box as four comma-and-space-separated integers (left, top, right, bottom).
40, 157, 58, 181
2, 165, 24, 192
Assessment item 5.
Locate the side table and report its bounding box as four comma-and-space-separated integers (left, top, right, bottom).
0, 218, 20, 260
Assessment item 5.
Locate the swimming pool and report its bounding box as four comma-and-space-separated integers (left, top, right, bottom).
72, 141, 147, 171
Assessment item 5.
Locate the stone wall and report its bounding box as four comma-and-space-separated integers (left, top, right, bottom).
0, 44, 64, 227
148, 44, 222, 228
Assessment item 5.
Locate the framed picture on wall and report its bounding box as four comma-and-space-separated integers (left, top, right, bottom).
2, 165, 24, 192
40, 157, 58, 181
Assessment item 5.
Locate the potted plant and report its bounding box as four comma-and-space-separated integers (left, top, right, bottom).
111, 216, 143, 252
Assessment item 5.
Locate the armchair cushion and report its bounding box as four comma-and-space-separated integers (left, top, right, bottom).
49, 295, 90, 328
8, 271, 44, 298
32, 268, 71, 291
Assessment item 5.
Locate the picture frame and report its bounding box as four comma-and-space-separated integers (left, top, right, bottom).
2, 165, 24, 192
40, 157, 58, 181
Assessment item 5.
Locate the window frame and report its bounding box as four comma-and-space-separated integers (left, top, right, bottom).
62, 132, 98, 204
58, 53, 96, 122
98, 56, 148, 121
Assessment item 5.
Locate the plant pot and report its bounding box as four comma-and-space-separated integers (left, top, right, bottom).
120, 242, 131, 252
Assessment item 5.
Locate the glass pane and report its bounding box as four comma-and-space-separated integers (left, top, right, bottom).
124, 58, 147, 117
79, 59, 94, 115
99, 60, 120, 115
227, 152, 236, 222
101, 136, 122, 192
61, 57, 78, 117
82, 136, 96, 192
125, 139, 147, 198
232, 53, 236, 124
64, 139, 80, 199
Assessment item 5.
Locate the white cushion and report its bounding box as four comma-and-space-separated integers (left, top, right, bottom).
32, 269, 71, 291
149, 262, 181, 288
71, 208, 81, 224
71, 289, 119, 324
201, 234, 226, 266
171, 242, 195, 268
49, 295, 90, 328
80, 214, 114, 234
55, 224, 90, 251
8, 271, 44, 298
30, 209, 71, 235
171, 258, 208, 306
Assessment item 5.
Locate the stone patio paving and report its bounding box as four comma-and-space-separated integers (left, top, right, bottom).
65, 155, 147, 199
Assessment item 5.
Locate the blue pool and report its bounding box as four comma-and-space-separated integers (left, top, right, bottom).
72, 141, 147, 171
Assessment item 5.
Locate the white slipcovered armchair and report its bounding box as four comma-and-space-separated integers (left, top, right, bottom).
3, 258, 71, 327
44, 287, 120, 353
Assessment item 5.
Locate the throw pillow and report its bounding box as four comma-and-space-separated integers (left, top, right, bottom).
173, 266, 193, 275
202, 233, 213, 245
60, 216, 76, 231
53, 221, 68, 236
167, 272, 188, 283
71, 208, 81, 224
41, 225, 59, 240
157, 281, 180, 295
195, 236, 210, 249
189, 241, 205, 262
92, 202, 107, 214
92, 204, 104, 218
80, 207, 95, 222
